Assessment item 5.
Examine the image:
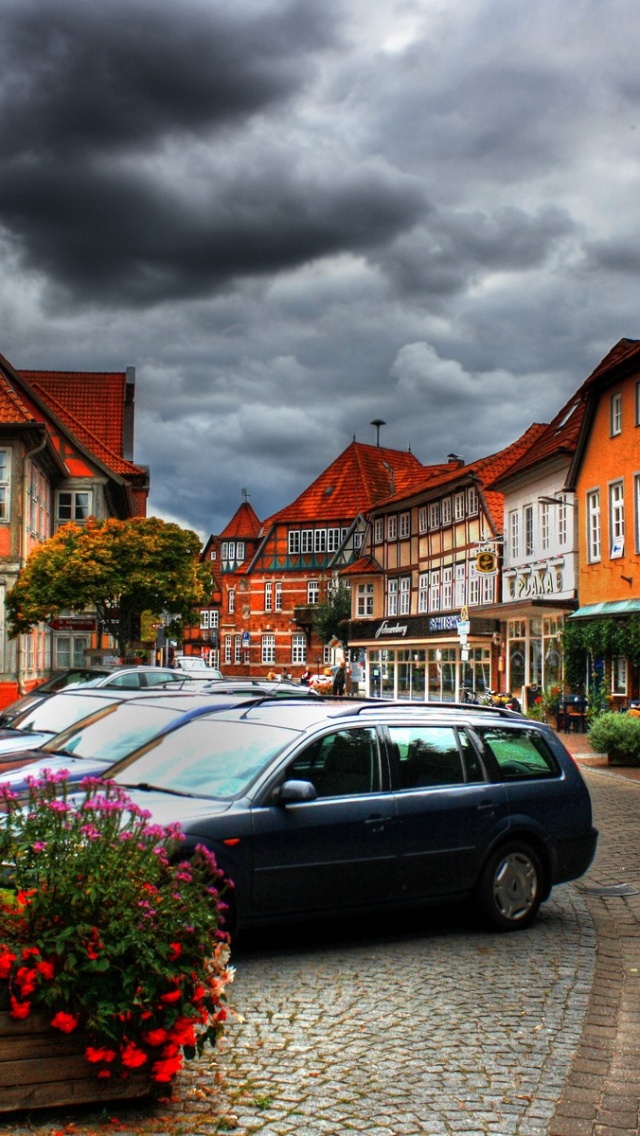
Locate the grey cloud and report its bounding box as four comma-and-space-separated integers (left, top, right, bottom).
0, 0, 338, 157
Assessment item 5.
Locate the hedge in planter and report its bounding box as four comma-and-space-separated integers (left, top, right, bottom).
587, 712, 640, 766
0, 771, 234, 1104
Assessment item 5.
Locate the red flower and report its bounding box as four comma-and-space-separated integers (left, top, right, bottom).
9, 996, 31, 1019
50, 1011, 79, 1033
168, 941, 182, 960
85, 927, 103, 960
0, 947, 16, 979
151, 1053, 183, 1082
85, 1046, 117, 1064
169, 1018, 197, 1047
36, 959, 55, 981
15, 966, 37, 997
120, 1040, 148, 1069
159, 988, 182, 1004
142, 1027, 169, 1047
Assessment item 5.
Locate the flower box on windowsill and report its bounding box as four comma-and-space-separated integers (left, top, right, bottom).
0, 1008, 155, 1113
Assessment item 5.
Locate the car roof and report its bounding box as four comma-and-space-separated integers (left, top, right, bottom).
186, 698, 527, 729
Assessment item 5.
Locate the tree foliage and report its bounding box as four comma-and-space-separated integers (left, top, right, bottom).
563, 615, 640, 688
311, 582, 352, 645
7, 517, 210, 656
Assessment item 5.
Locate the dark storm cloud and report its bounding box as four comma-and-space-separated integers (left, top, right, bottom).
0, 0, 334, 156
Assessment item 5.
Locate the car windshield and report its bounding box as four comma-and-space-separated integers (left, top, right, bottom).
11, 694, 120, 735
112, 718, 295, 799
40, 702, 186, 762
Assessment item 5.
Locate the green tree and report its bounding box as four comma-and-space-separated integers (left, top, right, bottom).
311, 582, 352, 647
7, 517, 210, 658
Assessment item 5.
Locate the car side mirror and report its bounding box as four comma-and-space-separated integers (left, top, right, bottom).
275, 779, 318, 805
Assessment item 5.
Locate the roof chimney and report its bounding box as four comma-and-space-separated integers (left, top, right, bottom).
447, 452, 464, 466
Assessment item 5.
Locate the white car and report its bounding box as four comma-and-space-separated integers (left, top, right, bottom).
173, 656, 222, 676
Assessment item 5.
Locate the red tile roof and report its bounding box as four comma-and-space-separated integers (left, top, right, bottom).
19, 371, 146, 479
581, 338, 640, 388
489, 394, 585, 487
266, 440, 424, 524
0, 371, 37, 422
20, 371, 127, 456
341, 555, 382, 576
219, 501, 263, 539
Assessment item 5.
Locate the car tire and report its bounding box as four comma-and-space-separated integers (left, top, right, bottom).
476, 841, 544, 932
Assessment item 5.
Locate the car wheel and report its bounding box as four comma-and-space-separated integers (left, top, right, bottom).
476, 841, 543, 932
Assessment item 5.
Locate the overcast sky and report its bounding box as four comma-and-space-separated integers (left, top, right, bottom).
1, 0, 639, 540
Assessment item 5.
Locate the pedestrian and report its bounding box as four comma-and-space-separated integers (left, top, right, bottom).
332, 661, 346, 696
300, 667, 312, 686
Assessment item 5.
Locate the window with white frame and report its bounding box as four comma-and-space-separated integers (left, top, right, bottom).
540, 501, 550, 551
353, 530, 363, 549
227, 542, 236, 561
200, 609, 219, 630
0, 450, 10, 521
54, 635, 89, 670
468, 561, 479, 605
301, 530, 313, 554
374, 518, 384, 543
261, 634, 275, 664
558, 500, 568, 546
29, 465, 50, 539
429, 502, 440, 529
307, 579, 319, 604
480, 573, 494, 604
234, 635, 242, 664
611, 391, 622, 436
524, 504, 534, 557
57, 490, 91, 525
327, 527, 341, 552
610, 481, 625, 557
636, 474, 640, 553
236, 542, 245, 561
275, 581, 283, 610
508, 510, 519, 560
264, 582, 272, 611
387, 515, 397, 541
314, 529, 327, 554
418, 506, 428, 533
455, 563, 466, 607
221, 542, 228, 560
454, 492, 465, 521
228, 588, 235, 613
418, 573, 429, 612
210, 549, 217, 560
224, 635, 232, 665
291, 633, 306, 665
399, 512, 411, 539
467, 486, 478, 515
587, 490, 601, 562
442, 566, 452, 610
429, 570, 440, 612
612, 655, 628, 695
387, 578, 398, 616
357, 582, 374, 616
441, 497, 452, 525
288, 530, 300, 555
636, 381, 640, 427
399, 575, 411, 615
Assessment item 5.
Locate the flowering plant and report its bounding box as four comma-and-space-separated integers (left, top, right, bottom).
0, 771, 233, 1085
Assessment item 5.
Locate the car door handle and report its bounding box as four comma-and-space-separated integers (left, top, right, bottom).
477, 801, 498, 814
364, 814, 393, 831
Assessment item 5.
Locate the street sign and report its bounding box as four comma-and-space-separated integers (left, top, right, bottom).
48, 617, 97, 632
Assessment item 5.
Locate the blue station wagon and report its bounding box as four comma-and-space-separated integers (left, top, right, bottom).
105, 700, 598, 934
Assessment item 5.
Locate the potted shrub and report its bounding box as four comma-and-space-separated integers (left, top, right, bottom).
0, 771, 234, 1112
587, 712, 640, 766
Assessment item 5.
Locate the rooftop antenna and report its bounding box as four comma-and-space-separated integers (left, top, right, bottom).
241, 487, 250, 501
370, 419, 386, 447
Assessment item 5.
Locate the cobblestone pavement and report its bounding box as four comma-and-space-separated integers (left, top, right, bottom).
1, 744, 639, 1136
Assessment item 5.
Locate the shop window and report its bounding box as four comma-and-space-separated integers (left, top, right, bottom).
612, 656, 627, 695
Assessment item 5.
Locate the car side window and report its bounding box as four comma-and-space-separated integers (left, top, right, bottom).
285, 728, 380, 797
144, 671, 176, 686
389, 726, 470, 788
107, 674, 142, 688
478, 727, 560, 780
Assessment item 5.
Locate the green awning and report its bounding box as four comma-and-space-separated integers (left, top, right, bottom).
569, 599, 640, 619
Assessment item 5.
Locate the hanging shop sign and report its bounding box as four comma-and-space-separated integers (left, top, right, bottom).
476, 550, 498, 575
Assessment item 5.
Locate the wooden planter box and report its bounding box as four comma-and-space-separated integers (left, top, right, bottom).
0, 1009, 155, 1113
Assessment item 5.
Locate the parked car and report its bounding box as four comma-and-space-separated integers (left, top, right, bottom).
194, 679, 321, 699
0, 665, 207, 726
103, 700, 597, 935
0, 688, 157, 763
173, 656, 221, 676
0, 689, 273, 793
